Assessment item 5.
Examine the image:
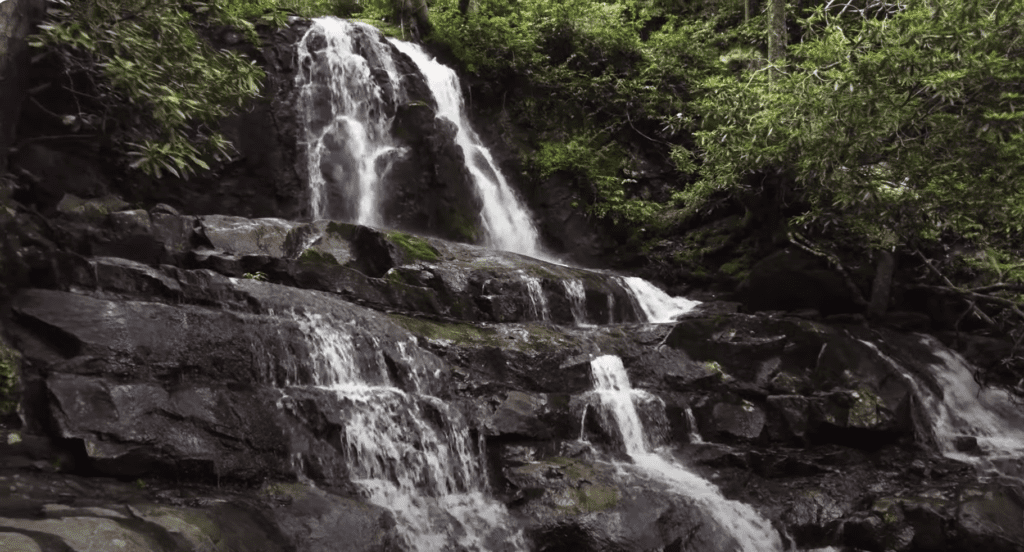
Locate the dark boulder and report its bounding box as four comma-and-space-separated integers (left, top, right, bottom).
737, 248, 862, 315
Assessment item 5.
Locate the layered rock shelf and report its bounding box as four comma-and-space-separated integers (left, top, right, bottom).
0, 200, 1021, 551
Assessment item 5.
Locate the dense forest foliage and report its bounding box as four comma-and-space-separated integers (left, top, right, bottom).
31, 0, 1024, 349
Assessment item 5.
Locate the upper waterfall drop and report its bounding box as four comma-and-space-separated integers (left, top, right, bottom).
297, 17, 551, 260
296, 18, 404, 225
387, 40, 549, 261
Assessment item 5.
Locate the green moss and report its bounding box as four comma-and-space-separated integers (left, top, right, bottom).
700, 360, 732, 382
848, 387, 883, 428
719, 258, 751, 280
442, 210, 480, 243
390, 314, 500, 345
569, 485, 619, 513
387, 231, 440, 262
298, 248, 339, 265
0, 340, 20, 417
384, 269, 406, 286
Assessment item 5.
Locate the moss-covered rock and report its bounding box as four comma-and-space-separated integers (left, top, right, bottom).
0, 337, 20, 418
386, 231, 439, 262
297, 248, 339, 266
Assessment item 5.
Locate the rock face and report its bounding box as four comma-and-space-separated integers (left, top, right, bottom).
3, 201, 1023, 551
3, 16, 1024, 552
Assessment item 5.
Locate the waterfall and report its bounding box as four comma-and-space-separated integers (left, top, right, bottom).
563, 279, 589, 326
620, 276, 700, 323
863, 337, 1024, 482
296, 19, 404, 224
588, 354, 784, 552
684, 407, 705, 444
294, 313, 527, 551
296, 17, 701, 326
387, 40, 549, 261
521, 273, 550, 321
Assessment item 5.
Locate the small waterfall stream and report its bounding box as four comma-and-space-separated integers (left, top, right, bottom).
562, 279, 589, 326
620, 276, 701, 324
295, 313, 527, 551
388, 40, 549, 261
863, 337, 1024, 482
587, 355, 785, 552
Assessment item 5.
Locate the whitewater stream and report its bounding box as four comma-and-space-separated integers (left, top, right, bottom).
588, 355, 785, 552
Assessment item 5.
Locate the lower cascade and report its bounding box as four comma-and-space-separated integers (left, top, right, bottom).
865, 337, 1024, 482
587, 355, 785, 552
297, 313, 527, 551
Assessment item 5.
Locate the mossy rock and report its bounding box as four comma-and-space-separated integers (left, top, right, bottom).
389, 314, 500, 346
511, 457, 620, 515
847, 387, 884, 428
324, 221, 358, 240
386, 231, 439, 262
0, 339, 20, 417
441, 210, 480, 244
297, 248, 339, 266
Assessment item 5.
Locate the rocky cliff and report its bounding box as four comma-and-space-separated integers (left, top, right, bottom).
1, 13, 1023, 552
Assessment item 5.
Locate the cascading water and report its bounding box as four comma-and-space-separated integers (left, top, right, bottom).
296, 19, 405, 224
620, 276, 700, 323
863, 337, 1024, 482
684, 406, 705, 444
562, 279, 589, 326
587, 354, 784, 552
521, 273, 550, 321
387, 40, 548, 260
293, 313, 527, 551
296, 17, 701, 326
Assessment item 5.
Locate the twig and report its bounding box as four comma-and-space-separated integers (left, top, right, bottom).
787, 231, 869, 306
913, 249, 997, 326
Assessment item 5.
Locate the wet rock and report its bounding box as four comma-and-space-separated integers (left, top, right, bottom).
385, 104, 483, 244
149, 212, 196, 259
766, 395, 813, 442
781, 489, 846, 546
841, 510, 915, 551
261, 483, 401, 552
0, 471, 403, 552
954, 483, 1024, 551
55, 193, 129, 222
954, 436, 980, 453
486, 391, 566, 439
707, 399, 766, 441
197, 215, 298, 258
505, 456, 746, 552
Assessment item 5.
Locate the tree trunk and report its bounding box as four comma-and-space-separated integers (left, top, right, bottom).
744, 0, 760, 22
393, 0, 432, 39
767, 0, 786, 64
866, 249, 896, 319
